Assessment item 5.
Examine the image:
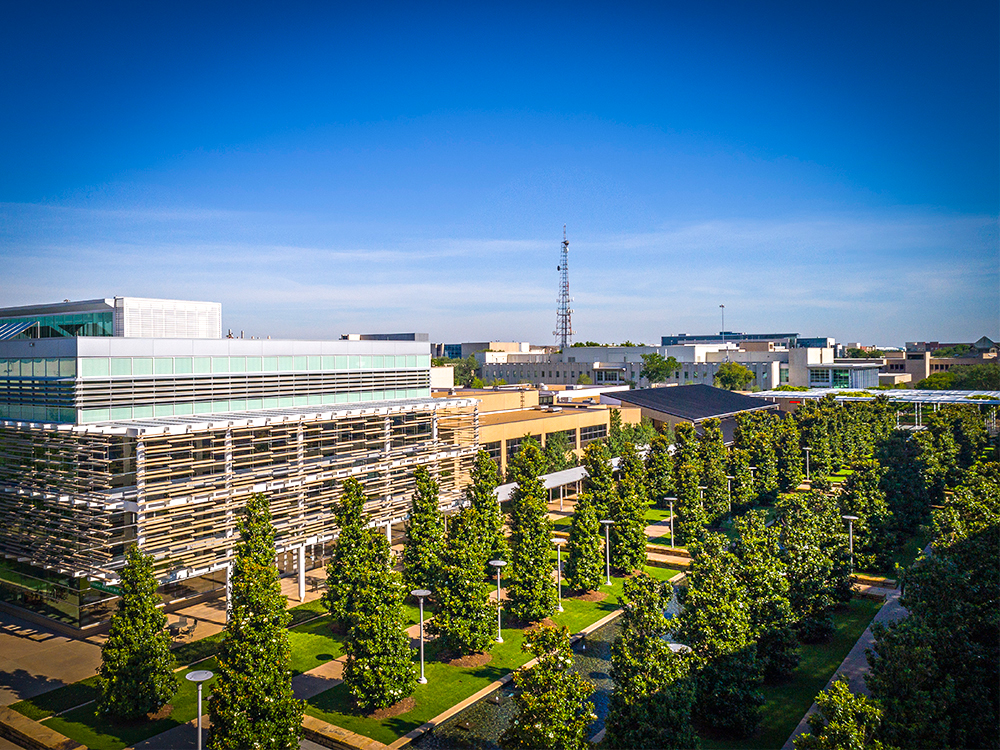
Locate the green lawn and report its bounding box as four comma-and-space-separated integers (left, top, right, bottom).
43, 659, 220, 750
701, 597, 883, 750
10, 597, 334, 745
304, 566, 675, 745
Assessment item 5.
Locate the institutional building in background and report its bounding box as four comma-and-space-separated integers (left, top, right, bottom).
477, 340, 881, 391
0, 298, 477, 632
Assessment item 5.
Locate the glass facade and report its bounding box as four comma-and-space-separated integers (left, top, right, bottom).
1, 312, 113, 339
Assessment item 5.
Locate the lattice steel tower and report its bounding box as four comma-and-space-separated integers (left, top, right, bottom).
553, 225, 574, 349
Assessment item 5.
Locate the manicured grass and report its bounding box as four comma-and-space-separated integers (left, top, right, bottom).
552, 515, 572, 529
644, 507, 671, 523
288, 617, 345, 674
701, 597, 883, 750
43, 659, 220, 750
304, 566, 672, 745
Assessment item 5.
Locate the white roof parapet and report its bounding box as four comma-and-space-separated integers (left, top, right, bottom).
0, 396, 478, 435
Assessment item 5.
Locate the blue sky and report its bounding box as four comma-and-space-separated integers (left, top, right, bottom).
1, 1, 997, 346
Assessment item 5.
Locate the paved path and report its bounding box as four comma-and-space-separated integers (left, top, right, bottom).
0, 563, 330, 710
781, 589, 908, 749
0, 612, 104, 707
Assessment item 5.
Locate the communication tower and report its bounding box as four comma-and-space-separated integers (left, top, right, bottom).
553, 225, 574, 349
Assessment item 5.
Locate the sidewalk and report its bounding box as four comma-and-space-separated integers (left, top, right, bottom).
781, 588, 908, 749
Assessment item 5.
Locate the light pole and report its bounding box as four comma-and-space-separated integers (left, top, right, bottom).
666, 497, 677, 547
698, 485, 707, 502
842, 515, 859, 573
185, 670, 213, 750
803, 447, 811, 481
600, 520, 614, 586
720, 304, 727, 361
489, 559, 507, 642
552, 537, 565, 612
725, 475, 734, 514
411, 589, 431, 684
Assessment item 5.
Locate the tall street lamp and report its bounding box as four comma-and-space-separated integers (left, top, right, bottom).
842, 515, 859, 573
489, 559, 507, 642
666, 497, 677, 547
552, 537, 565, 612
185, 670, 214, 750
725, 475, 734, 514
600, 520, 614, 586
803, 447, 811, 481
411, 588, 431, 684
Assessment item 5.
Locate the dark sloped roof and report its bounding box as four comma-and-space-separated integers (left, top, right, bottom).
614, 384, 777, 422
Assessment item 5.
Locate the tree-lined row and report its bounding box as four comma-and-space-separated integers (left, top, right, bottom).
797, 458, 999, 750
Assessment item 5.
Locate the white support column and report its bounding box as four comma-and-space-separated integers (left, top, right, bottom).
225, 562, 232, 622
385, 520, 393, 546
297, 544, 306, 602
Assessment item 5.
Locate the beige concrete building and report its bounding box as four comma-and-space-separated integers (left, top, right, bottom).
433, 386, 640, 475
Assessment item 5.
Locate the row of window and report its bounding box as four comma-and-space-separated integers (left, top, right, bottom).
0, 355, 430, 379
76, 388, 432, 423
79, 354, 430, 378
0, 388, 433, 425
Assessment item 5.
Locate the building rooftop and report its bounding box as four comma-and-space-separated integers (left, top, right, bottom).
612, 384, 778, 421
477, 404, 608, 427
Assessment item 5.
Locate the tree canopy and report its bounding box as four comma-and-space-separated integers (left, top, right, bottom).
714, 361, 755, 391
209, 494, 303, 749
640, 352, 681, 384
98, 544, 177, 722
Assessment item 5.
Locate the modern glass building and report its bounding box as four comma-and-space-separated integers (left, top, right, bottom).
0, 300, 478, 632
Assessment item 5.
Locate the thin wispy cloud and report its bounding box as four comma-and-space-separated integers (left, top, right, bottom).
1, 201, 994, 345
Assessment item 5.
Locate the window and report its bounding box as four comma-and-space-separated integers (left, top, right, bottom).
832, 369, 851, 388
580, 424, 608, 446
779, 367, 789, 383
482, 441, 502, 465
809, 369, 831, 385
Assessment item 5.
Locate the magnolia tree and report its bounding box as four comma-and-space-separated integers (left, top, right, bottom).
97, 544, 177, 722
605, 573, 698, 750
506, 442, 556, 623
733, 511, 800, 681
402, 466, 445, 591
777, 492, 852, 642
325, 478, 372, 631
679, 532, 763, 738
342, 529, 416, 711
565, 491, 603, 593
698, 418, 729, 525
582, 441, 616, 518
795, 677, 889, 750
427, 507, 496, 656
645, 433, 675, 509
609, 442, 648, 573
500, 626, 595, 750
209, 494, 303, 750
467, 450, 508, 574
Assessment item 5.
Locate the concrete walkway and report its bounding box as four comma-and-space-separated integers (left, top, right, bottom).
0, 612, 104, 707
781, 589, 908, 749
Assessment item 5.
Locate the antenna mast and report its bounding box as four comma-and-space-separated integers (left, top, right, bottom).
553, 225, 574, 349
